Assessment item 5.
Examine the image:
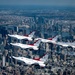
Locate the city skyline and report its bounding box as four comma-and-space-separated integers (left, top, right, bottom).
0, 0, 75, 7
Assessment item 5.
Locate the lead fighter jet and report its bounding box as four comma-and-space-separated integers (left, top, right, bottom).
35, 35, 60, 44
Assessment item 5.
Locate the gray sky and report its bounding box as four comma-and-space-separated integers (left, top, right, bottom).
0, 0, 75, 6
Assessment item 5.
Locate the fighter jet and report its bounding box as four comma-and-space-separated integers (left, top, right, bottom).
8, 31, 35, 41
10, 40, 41, 50
12, 52, 48, 67
34, 35, 60, 44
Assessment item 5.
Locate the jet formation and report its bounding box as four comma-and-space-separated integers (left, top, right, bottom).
8, 31, 75, 67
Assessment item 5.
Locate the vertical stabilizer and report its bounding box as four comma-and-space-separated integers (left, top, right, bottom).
34, 40, 41, 47
40, 52, 48, 62
28, 31, 35, 38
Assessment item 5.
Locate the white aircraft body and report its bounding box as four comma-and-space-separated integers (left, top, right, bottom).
12, 53, 48, 67
34, 35, 60, 44
34, 35, 75, 48
8, 31, 35, 41
10, 40, 41, 50
56, 42, 75, 48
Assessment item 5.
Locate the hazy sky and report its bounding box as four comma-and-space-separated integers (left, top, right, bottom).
0, 0, 75, 6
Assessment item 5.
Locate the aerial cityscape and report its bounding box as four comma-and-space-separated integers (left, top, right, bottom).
0, 0, 75, 75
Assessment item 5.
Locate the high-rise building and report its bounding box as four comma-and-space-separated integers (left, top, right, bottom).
2, 55, 5, 67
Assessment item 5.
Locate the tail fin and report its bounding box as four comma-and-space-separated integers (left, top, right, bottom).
28, 31, 35, 38
40, 52, 48, 62
48, 35, 60, 42
33, 40, 41, 47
